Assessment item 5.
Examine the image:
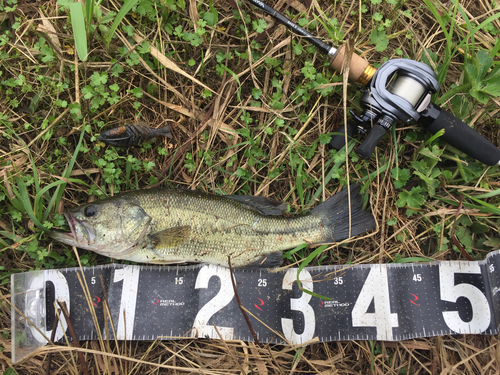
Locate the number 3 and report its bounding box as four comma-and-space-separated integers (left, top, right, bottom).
439, 263, 491, 333
281, 269, 315, 344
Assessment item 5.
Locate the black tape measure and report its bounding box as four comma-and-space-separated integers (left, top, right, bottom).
11, 250, 500, 363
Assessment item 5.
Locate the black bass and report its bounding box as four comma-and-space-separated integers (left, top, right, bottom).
51, 185, 375, 268
98, 122, 172, 147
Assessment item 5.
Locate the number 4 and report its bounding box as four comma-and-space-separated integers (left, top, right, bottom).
352, 265, 398, 340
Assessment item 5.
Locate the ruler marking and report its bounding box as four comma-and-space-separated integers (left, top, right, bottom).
21, 250, 500, 347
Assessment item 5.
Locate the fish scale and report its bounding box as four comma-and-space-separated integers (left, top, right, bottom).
51, 186, 376, 268
131, 191, 318, 266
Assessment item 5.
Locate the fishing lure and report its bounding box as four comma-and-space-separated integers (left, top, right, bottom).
98, 122, 172, 147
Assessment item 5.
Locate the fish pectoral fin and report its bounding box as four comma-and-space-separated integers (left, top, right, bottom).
148, 225, 191, 248
225, 195, 287, 215
244, 251, 283, 268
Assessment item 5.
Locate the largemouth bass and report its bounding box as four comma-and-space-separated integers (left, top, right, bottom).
51, 185, 375, 268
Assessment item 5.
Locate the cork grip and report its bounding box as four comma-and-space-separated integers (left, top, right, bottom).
330, 45, 374, 86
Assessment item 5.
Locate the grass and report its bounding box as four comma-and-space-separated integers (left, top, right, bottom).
1, 0, 500, 373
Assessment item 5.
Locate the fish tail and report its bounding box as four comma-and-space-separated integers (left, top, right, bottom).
310, 184, 376, 243
156, 125, 173, 138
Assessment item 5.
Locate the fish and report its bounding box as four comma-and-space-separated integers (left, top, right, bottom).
98, 122, 172, 147
50, 185, 376, 268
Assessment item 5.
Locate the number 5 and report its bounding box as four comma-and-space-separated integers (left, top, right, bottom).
439, 263, 491, 333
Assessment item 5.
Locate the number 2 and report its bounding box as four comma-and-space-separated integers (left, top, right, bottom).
191, 265, 235, 340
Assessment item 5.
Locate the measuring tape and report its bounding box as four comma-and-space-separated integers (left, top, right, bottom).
11, 250, 500, 363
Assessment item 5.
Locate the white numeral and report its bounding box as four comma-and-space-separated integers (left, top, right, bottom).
489, 264, 495, 273
175, 277, 183, 285
281, 269, 315, 344
113, 267, 140, 340
191, 265, 234, 340
91, 276, 96, 285
413, 274, 422, 282
439, 263, 490, 333
28, 270, 70, 343
352, 265, 398, 340
258, 278, 267, 287
334, 277, 343, 285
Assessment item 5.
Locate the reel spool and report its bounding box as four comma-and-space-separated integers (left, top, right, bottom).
353, 59, 440, 159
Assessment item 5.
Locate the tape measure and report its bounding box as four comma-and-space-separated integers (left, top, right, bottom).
11, 250, 500, 363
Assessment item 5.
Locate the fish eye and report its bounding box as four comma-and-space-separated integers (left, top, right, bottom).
84, 205, 97, 217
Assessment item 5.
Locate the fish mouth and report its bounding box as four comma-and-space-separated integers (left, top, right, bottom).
50, 212, 96, 247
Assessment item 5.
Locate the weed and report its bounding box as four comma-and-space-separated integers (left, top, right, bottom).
1, 1, 500, 371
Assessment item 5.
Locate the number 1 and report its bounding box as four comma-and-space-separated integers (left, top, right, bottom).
113, 267, 140, 340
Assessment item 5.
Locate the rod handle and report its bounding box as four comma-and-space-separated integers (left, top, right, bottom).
329, 124, 354, 150
420, 104, 500, 166
330, 45, 376, 86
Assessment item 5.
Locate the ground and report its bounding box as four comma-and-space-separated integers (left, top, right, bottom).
1, 0, 500, 373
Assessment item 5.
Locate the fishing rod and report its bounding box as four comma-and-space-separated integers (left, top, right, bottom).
246, 0, 500, 166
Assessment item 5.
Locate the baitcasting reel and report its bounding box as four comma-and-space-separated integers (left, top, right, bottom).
330, 59, 439, 158
330, 59, 500, 166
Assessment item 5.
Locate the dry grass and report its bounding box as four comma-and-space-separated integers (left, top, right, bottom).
1, 0, 500, 373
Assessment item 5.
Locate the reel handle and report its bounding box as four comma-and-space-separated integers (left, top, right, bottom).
420, 104, 500, 166
355, 121, 390, 159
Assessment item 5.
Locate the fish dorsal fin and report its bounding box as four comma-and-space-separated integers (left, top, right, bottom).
225, 195, 287, 215
148, 225, 191, 248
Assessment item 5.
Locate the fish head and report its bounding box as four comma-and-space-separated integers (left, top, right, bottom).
51, 199, 152, 257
